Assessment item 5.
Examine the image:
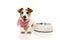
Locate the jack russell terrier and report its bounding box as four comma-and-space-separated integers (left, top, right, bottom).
17, 7, 35, 34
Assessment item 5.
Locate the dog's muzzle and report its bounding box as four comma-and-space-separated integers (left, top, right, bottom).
23, 16, 27, 21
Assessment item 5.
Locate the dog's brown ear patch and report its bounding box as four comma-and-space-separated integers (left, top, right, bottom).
17, 8, 23, 13
27, 8, 33, 13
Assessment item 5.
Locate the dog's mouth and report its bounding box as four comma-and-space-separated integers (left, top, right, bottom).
21, 16, 28, 22
23, 18, 27, 21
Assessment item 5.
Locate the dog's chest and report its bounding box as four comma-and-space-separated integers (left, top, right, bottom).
17, 19, 29, 28
20, 20, 29, 27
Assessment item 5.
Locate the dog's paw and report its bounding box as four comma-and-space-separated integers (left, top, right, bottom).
21, 31, 25, 34
27, 31, 31, 34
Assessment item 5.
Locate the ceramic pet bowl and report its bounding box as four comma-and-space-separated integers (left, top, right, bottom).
34, 23, 53, 33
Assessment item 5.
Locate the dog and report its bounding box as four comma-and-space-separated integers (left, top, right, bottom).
17, 7, 35, 34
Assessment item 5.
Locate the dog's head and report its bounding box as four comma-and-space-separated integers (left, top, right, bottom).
17, 8, 33, 21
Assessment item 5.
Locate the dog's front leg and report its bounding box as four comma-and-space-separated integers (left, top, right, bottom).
27, 24, 33, 34
20, 27, 25, 34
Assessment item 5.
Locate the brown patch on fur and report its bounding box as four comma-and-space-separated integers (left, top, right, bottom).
31, 24, 34, 27
17, 8, 23, 13
17, 8, 33, 17
26, 8, 33, 13
26, 8, 33, 17
26, 12, 31, 17
17, 8, 24, 16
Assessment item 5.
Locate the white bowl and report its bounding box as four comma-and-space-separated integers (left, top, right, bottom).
34, 23, 53, 33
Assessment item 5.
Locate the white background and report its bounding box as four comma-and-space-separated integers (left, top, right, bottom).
0, 0, 60, 40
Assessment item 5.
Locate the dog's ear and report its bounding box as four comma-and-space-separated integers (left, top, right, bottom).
17, 8, 23, 13
27, 8, 33, 13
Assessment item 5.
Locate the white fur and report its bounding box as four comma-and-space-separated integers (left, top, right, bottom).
21, 9, 30, 20
20, 8, 36, 33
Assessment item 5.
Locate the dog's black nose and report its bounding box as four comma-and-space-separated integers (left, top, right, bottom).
23, 16, 26, 18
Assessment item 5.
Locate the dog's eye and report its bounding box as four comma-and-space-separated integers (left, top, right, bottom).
21, 12, 23, 14
26, 12, 29, 14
